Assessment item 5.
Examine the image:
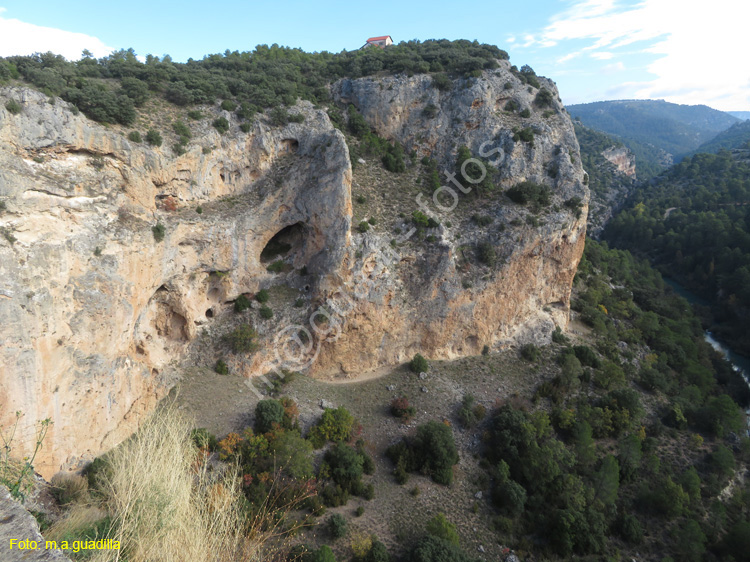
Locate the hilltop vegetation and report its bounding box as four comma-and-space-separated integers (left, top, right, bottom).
605, 150, 750, 356
0, 40, 508, 126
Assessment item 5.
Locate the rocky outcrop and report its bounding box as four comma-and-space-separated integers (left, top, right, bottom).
601, 146, 636, 179
0, 87, 351, 477
306, 66, 587, 376
0, 63, 588, 476
0, 486, 72, 562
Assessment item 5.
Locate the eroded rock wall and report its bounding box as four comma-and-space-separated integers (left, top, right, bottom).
0, 88, 351, 476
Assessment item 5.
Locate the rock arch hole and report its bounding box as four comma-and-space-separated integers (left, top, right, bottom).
261, 222, 306, 265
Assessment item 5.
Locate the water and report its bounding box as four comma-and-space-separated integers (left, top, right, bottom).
664, 277, 750, 434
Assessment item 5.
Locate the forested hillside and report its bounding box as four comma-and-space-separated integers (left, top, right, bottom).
569, 99, 739, 164
605, 150, 750, 355
691, 121, 750, 156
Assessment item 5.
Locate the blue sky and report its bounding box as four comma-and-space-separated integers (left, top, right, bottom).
1, 0, 747, 110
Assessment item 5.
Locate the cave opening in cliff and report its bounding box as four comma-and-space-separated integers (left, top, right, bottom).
261, 222, 305, 264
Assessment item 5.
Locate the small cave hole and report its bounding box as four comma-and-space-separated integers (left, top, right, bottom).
280, 138, 300, 153
206, 308, 214, 318
261, 222, 305, 264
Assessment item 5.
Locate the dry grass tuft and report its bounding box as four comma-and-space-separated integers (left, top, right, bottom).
46, 504, 107, 543
89, 408, 257, 562
50, 473, 89, 506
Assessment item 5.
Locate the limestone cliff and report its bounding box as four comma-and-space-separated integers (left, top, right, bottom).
0, 87, 351, 476
0, 63, 587, 477
601, 146, 636, 179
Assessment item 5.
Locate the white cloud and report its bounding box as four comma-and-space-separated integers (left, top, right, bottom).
531, 0, 750, 110
602, 61, 625, 74
0, 8, 113, 60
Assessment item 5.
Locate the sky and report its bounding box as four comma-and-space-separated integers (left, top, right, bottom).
0, 0, 748, 111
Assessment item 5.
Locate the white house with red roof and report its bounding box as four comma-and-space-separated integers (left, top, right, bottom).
363, 35, 393, 49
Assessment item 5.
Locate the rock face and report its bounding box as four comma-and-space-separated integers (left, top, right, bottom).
315, 66, 587, 375
0, 487, 72, 561
0, 63, 588, 476
601, 146, 636, 179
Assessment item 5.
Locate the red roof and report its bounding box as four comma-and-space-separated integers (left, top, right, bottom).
367, 36, 391, 42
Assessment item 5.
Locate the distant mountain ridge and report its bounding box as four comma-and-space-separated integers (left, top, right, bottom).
567, 99, 739, 163
728, 111, 750, 120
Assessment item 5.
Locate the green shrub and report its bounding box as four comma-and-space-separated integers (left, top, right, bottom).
387, 421, 458, 485
426, 513, 460, 546
255, 289, 269, 303
234, 294, 251, 313
214, 359, 229, 375
409, 353, 429, 373
220, 100, 237, 112
552, 326, 569, 344
381, 142, 406, 173
259, 305, 274, 319
519, 108, 531, 118
506, 181, 550, 207
187, 110, 203, 120
267, 260, 285, 273
534, 88, 554, 108
5, 99, 22, 114
328, 513, 347, 539
412, 210, 439, 228
358, 221, 370, 233
472, 214, 493, 226
458, 395, 485, 427
239, 122, 251, 133
190, 428, 218, 451
477, 242, 496, 267
309, 407, 356, 448
520, 343, 540, 362
151, 222, 165, 242
409, 535, 475, 562
324, 442, 364, 492
431, 73, 452, 91
212, 117, 229, 133
573, 345, 601, 368
512, 127, 535, 145
128, 131, 142, 143
172, 120, 191, 139
255, 399, 285, 433
145, 129, 163, 146
223, 324, 259, 353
